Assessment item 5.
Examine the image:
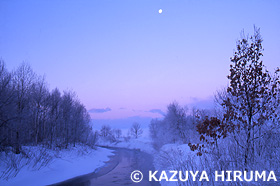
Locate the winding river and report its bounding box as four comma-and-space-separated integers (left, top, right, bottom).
51, 147, 160, 186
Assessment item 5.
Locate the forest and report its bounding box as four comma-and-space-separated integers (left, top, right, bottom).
0, 61, 95, 154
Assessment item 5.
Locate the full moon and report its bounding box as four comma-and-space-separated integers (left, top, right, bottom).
158, 9, 163, 14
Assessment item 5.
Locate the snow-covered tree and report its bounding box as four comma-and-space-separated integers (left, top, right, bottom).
13, 63, 36, 153
0, 60, 16, 151
100, 125, 112, 137
221, 27, 280, 168
0, 62, 94, 153
130, 122, 143, 139
164, 102, 188, 143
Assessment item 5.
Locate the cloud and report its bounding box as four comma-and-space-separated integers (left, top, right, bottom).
88, 107, 112, 113
148, 109, 165, 116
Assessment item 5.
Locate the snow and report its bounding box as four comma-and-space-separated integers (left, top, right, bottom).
0, 145, 114, 186
154, 144, 201, 186
100, 137, 154, 153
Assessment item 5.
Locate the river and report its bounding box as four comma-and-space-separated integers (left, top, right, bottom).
51, 147, 160, 186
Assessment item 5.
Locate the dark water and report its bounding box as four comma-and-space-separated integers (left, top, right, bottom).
51, 147, 160, 186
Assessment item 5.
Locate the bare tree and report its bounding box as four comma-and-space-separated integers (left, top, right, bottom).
13, 63, 36, 153
30, 76, 49, 145
130, 122, 143, 139
48, 88, 61, 148
100, 125, 112, 137
113, 128, 122, 139
0, 60, 16, 150
60, 91, 75, 148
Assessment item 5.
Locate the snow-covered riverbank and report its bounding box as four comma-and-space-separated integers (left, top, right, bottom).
0, 145, 113, 186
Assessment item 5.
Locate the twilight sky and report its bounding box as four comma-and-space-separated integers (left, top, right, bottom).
1, 0, 280, 119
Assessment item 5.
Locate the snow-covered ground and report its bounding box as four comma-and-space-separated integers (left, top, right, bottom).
0, 145, 114, 186
98, 136, 155, 154
154, 144, 200, 186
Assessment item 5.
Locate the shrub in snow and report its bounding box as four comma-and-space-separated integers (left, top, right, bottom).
0, 146, 55, 180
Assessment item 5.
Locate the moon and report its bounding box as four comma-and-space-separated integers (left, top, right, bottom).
158, 9, 163, 14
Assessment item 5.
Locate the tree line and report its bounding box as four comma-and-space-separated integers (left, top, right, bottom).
0, 62, 94, 154
98, 122, 143, 143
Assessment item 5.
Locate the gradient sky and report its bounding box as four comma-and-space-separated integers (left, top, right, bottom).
1, 0, 280, 119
